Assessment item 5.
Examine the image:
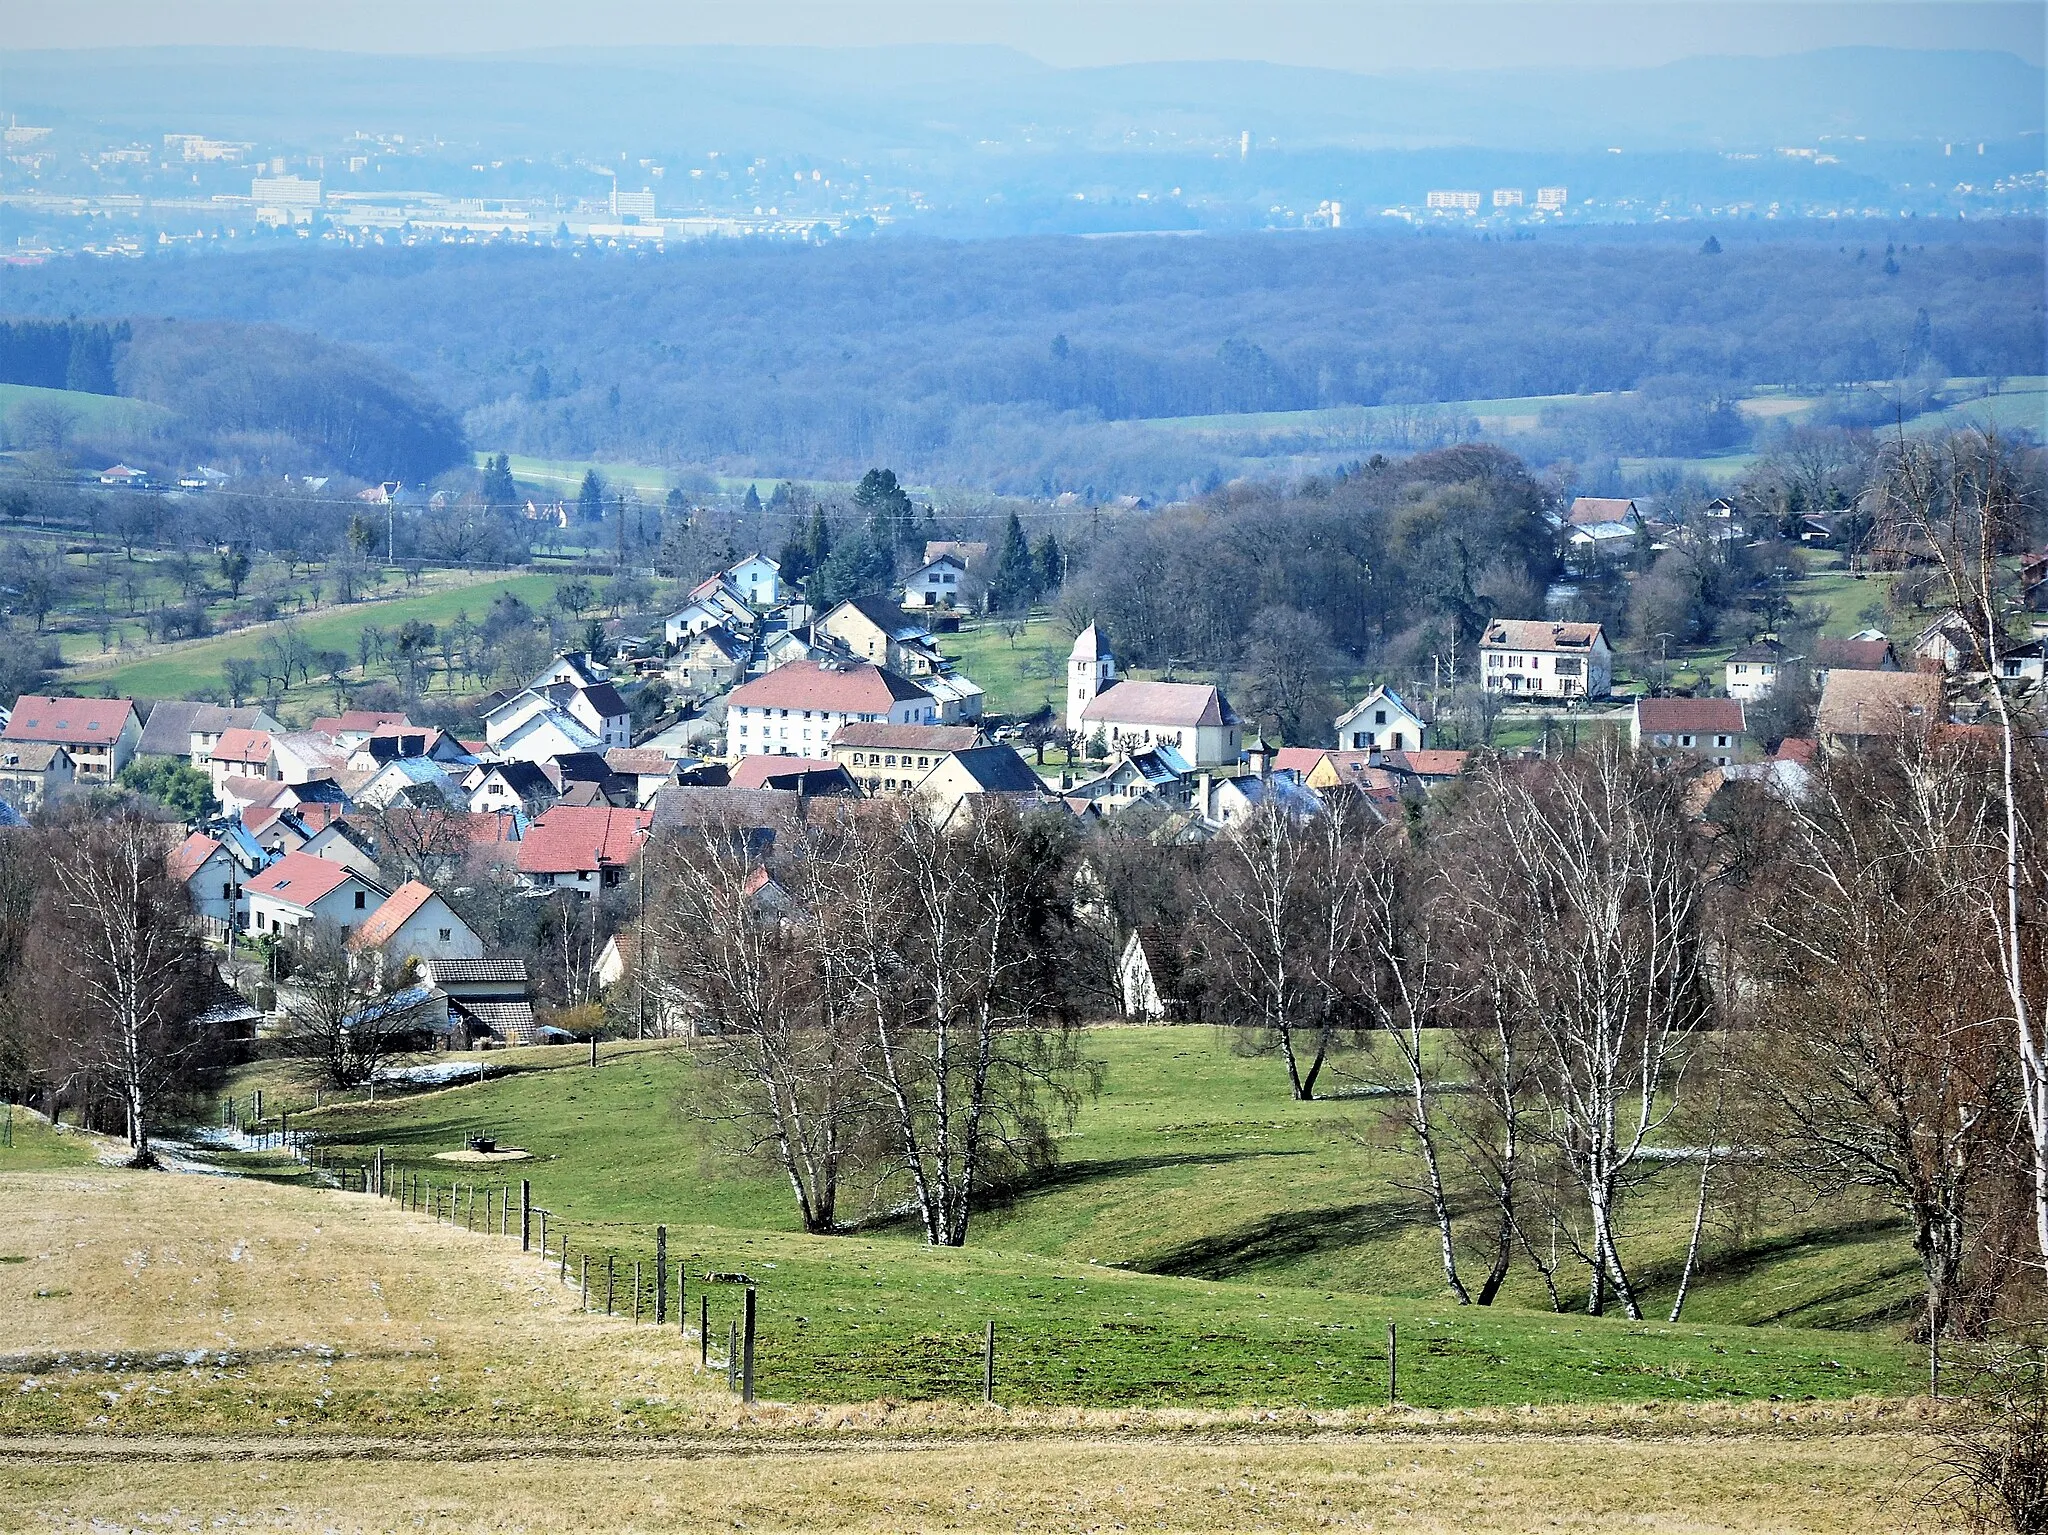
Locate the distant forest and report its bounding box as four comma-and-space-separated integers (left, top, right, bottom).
4, 222, 2041, 494
0, 317, 469, 485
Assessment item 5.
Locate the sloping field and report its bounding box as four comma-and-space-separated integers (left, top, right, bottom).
0, 1167, 1953, 1532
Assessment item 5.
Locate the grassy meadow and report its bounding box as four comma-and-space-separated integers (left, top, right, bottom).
201, 1026, 1924, 1412
0, 381, 172, 443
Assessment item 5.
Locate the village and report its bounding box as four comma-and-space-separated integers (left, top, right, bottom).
0, 482, 2035, 1060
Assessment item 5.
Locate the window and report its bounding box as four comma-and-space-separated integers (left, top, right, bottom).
1374, 710, 1387, 726
355, 890, 367, 909
1680, 734, 1695, 748
439, 928, 452, 942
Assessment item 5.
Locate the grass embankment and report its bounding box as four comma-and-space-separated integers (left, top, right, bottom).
61, 570, 563, 713
0, 1107, 100, 1172
0, 1168, 1948, 1530
232, 1027, 1920, 1410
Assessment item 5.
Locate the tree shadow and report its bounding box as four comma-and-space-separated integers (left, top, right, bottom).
1138, 1197, 1418, 1280
1633, 1216, 1921, 1328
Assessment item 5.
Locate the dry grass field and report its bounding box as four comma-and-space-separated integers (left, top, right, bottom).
0, 1168, 1956, 1532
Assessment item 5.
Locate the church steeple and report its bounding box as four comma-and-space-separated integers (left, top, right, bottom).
1066, 622, 1116, 734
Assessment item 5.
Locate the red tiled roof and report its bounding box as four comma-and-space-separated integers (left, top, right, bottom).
728, 755, 839, 788
1270, 747, 1328, 774
211, 727, 273, 765
1082, 679, 1235, 729
221, 774, 287, 807
1382, 749, 1471, 778
1637, 698, 1745, 735
1482, 620, 1606, 653
245, 850, 359, 908
347, 880, 436, 950
1568, 497, 1638, 527
167, 833, 222, 884
1813, 638, 1896, 671
516, 806, 652, 876
311, 711, 412, 734
3, 695, 136, 747
728, 661, 931, 714
1772, 737, 1819, 766
829, 723, 981, 752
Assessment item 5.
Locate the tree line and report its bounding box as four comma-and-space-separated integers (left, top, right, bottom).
5, 227, 2037, 493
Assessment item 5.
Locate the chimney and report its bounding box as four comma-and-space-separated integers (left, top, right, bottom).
1196, 771, 1213, 821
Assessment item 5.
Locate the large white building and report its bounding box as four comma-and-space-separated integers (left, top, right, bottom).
724, 661, 936, 758
1479, 620, 1613, 700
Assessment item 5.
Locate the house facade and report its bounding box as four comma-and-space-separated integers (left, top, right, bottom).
903, 552, 969, 609
726, 553, 782, 607
1333, 686, 1429, 752
244, 851, 388, 939
1723, 639, 1787, 702
1632, 698, 1746, 767
1, 696, 141, 782
1079, 680, 1241, 769
1479, 620, 1612, 699
0, 742, 75, 812
724, 661, 936, 758
168, 832, 245, 936
828, 722, 983, 794
347, 880, 485, 968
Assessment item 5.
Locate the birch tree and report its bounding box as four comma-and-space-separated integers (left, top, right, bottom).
1186, 800, 1377, 1101
650, 827, 871, 1235
33, 812, 213, 1164
1869, 426, 2048, 1270
1470, 746, 1710, 1318
826, 802, 1090, 1247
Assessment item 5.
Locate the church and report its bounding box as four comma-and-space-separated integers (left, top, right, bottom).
1065, 624, 1242, 770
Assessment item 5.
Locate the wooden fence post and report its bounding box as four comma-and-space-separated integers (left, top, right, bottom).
700, 1295, 709, 1366
655, 1227, 667, 1325
580, 1253, 589, 1309
741, 1286, 756, 1404
253, 1088, 263, 1122
373, 1147, 383, 1199
520, 1180, 531, 1252
559, 1236, 568, 1284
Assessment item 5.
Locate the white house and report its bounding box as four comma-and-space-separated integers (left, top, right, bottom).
724, 661, 936, 759
243, 851, 389, 939
346, 879, 484, 969
664, 575, 755, 644
1479, 620, 1613, 699
482, 690, 604, 762
1724, 639, 1788, 702
355, 756, 462, 810
168, 832, 245, 937
467, 760, 558, 815
1333, 686, 1428, 752
903, 552, 969, 609
726, 553, 782, 607
206, 728, 277, 793
299, 819, 383, 880
1632, 697, 1747, 768
270, 731, 350, 785
1118, 927, 1186, 1021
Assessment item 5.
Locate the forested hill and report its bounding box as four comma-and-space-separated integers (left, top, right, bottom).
6, 223, 2040, 492
0, 316, 468, 484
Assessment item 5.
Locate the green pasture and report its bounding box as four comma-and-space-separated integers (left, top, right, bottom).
62, 568, 564, 711
0, 381, 171, 442
940, 616, 1070, 718
230, 1025, 1922, 1409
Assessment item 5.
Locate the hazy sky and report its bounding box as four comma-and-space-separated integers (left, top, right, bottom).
10, 1, 2044, 71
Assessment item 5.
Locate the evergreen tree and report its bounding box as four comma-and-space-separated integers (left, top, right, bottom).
810, 531, 894, 608
1032, 531, 1064, 594
989, 511, 1036, 612
577, 469, 606, 524
805, 505, 833, 573
742, 484, 763, 515
665, 487, 687, 518
855, 467, 915, 555
482, 452, 517, 510
527, 365, 552, 402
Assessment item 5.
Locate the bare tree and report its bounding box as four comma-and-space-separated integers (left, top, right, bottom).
1186, 800, 1380, 1101
826, 801, 1091, 1246
1467, 747, 1710, 1318
1745, 739, 2019, 1389
649, 827, 870, 1234
1870, 426, 2048, 1271
278, 923, 435, 1088
30, 812, 214, 1164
